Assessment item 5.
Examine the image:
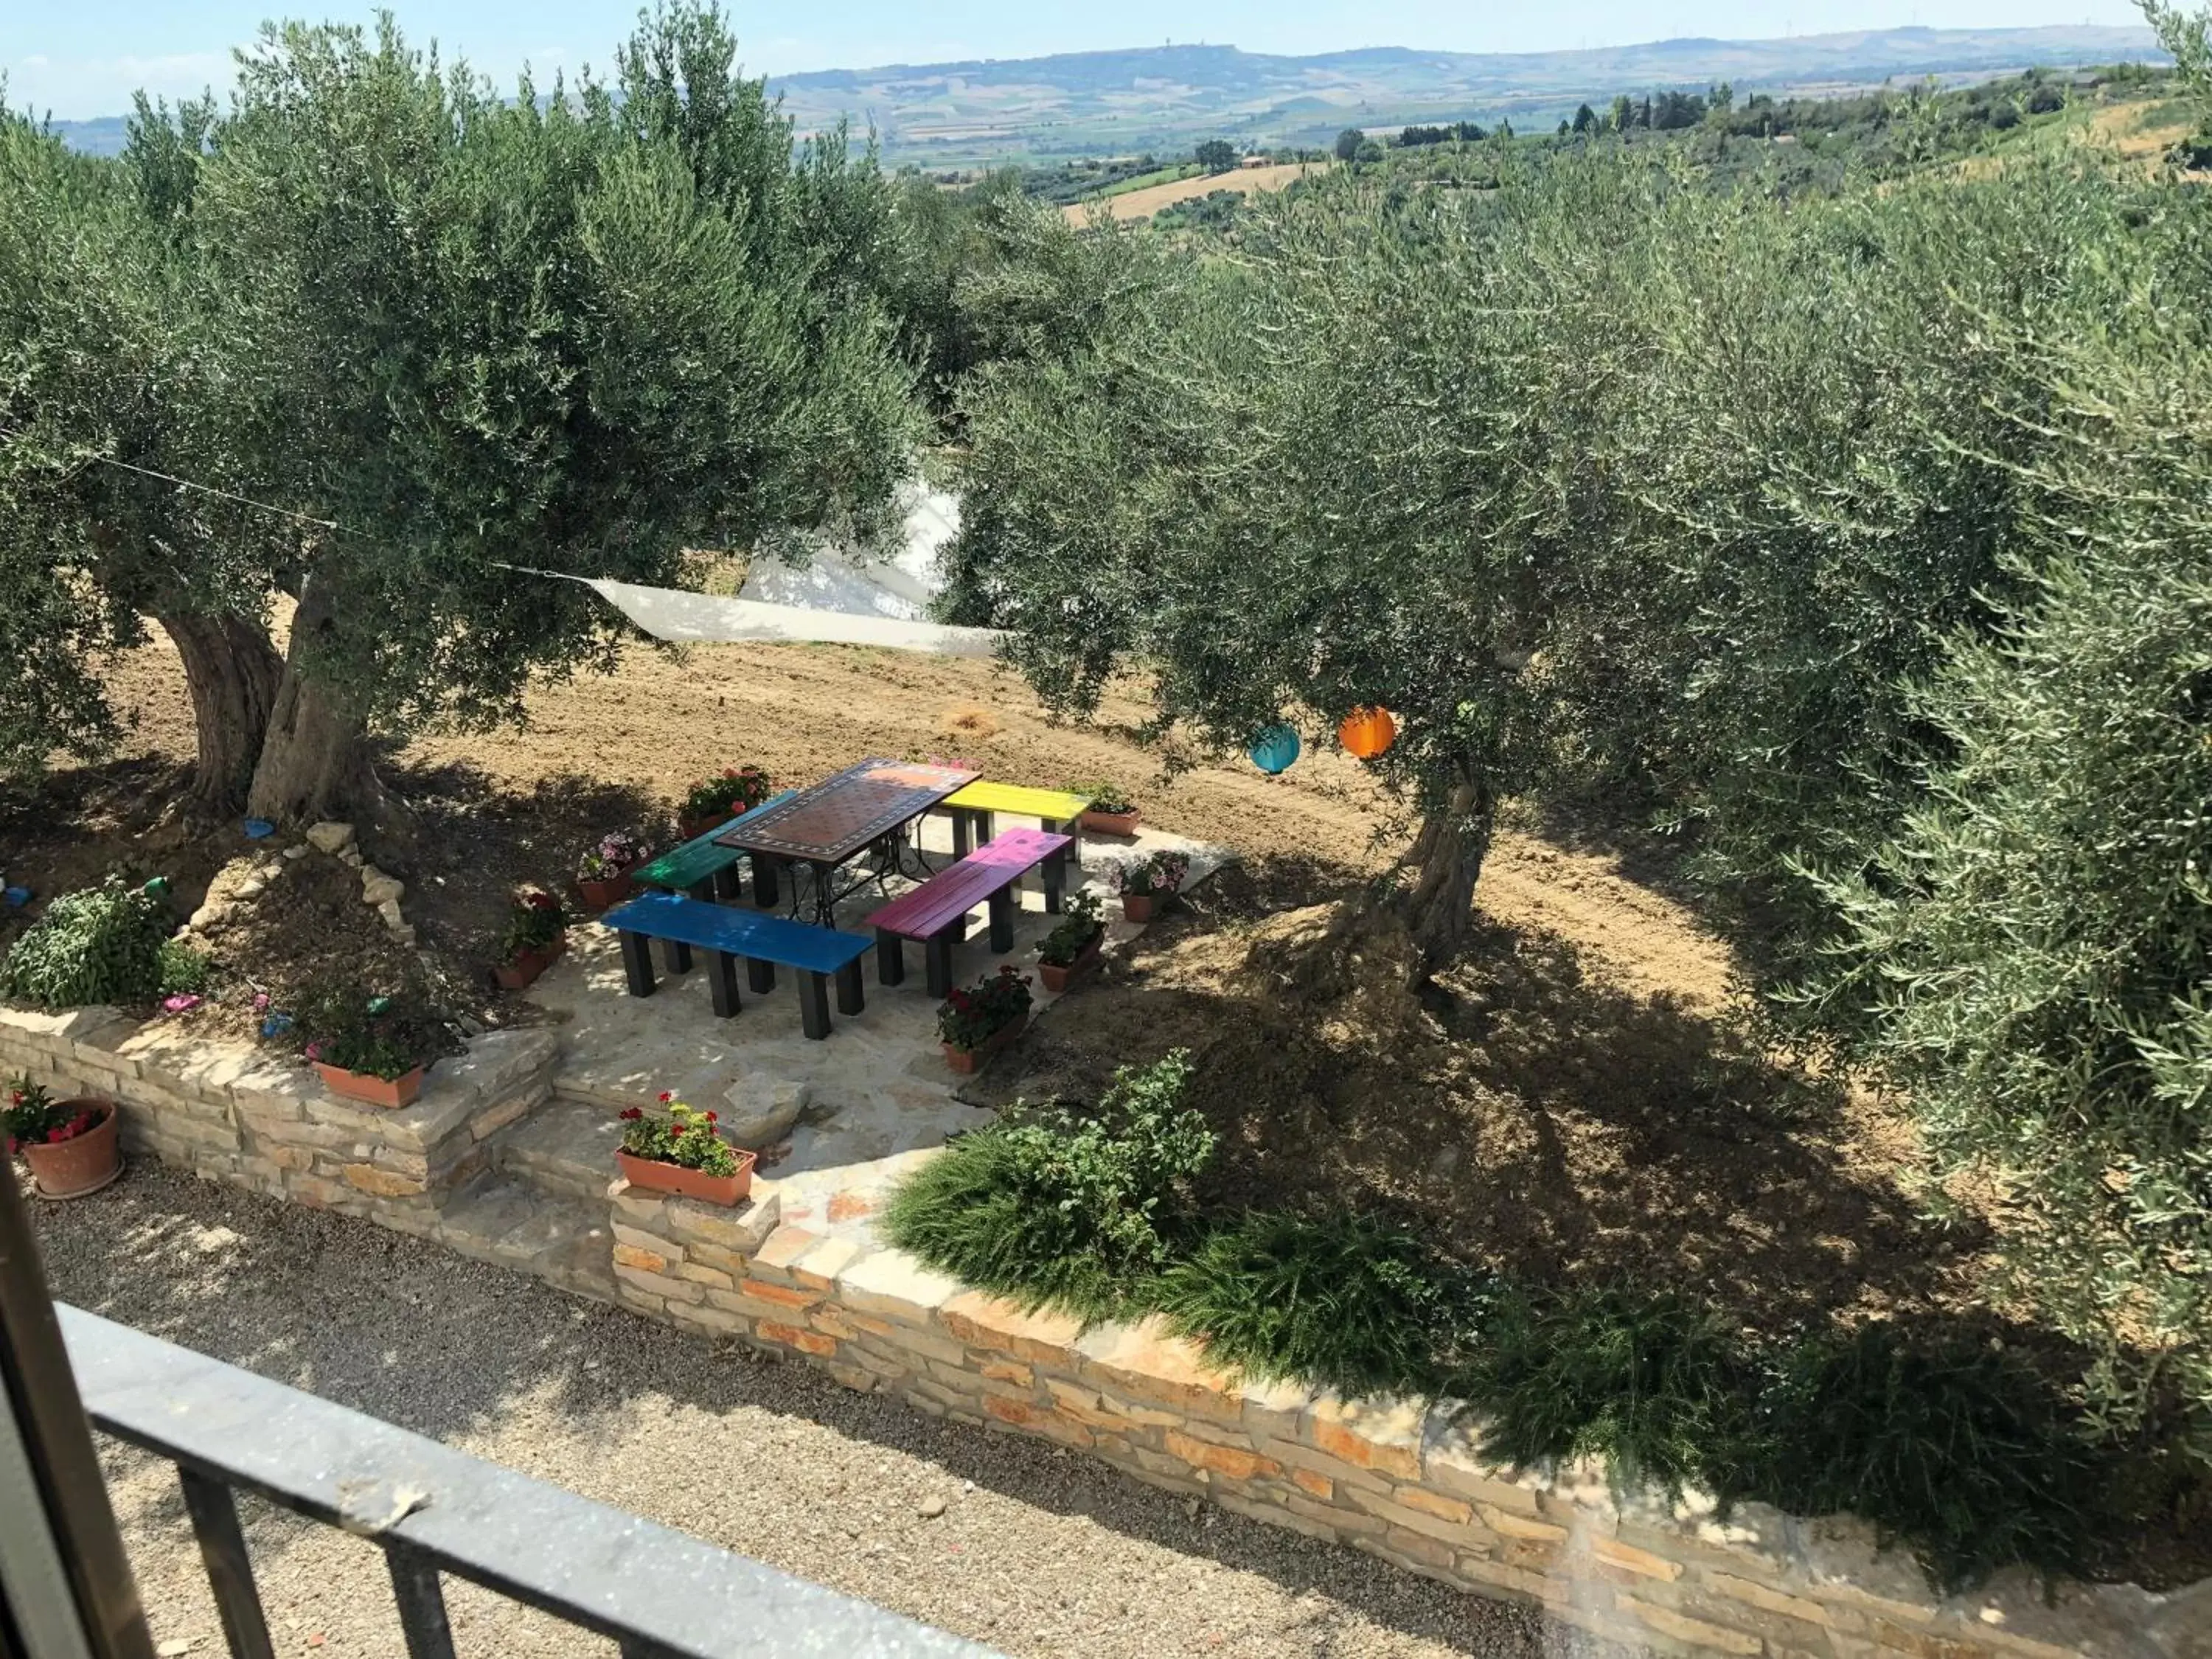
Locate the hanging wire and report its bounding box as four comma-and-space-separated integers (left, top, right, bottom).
0, 422, 343, 532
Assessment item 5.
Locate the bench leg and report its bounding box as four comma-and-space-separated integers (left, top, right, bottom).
619, 931, 656, 998
835, 958, 866, 1016
951, 810, 971, 858
973, 810, 995, 848
708, 950, 741, 1018
712, 863, 744, 905
661, 936, 693, 975
925, 932, 956, 1000
987, 886, 1015, 953
753, 855, 781, 909
747, 957, 776, 995
799, 972, 832, 1040
686, 877, 714, 904
876, 930, 905, 987
1042, 824, 1068, 915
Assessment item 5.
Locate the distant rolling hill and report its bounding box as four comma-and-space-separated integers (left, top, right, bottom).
49, 24, 2164, 166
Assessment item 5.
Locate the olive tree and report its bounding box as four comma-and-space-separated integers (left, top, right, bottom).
1, 4, 917, 821
946, 168, 1639, 973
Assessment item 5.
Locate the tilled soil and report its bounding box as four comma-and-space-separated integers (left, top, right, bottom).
32, 1166, 1629, 1659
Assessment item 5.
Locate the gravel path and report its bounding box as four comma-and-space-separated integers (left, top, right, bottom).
30, 1167, 1629, 1659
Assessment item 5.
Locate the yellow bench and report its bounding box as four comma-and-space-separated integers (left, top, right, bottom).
935, 781, 1092, 911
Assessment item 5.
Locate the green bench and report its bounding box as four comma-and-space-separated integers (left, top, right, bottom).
633, 790, 799, 906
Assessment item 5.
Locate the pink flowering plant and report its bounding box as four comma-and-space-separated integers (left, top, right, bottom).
4, 1074, 100, 1153
578, 829, 652, 882
937, 965, 1034, 1051
619, 1093, 740, 1176
1110, 851, 1189, 900
681, 765, 772, 821
501, 886, 566, 961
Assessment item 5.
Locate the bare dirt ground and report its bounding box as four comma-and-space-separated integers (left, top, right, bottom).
1065, 161, 1326, 224
1, 629, 1972, 1342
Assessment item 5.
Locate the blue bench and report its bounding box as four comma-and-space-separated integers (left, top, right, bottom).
599, 892, 874, 1040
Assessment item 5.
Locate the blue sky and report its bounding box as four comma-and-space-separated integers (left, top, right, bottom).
6, 0, 2152, 119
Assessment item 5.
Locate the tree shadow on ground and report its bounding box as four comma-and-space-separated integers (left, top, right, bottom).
35, 1167, 1587, 1659
980, 863, 1986, 1338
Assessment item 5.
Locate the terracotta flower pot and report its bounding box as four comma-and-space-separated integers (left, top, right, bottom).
21, 1100, 121, 1200
616, 1146, 757, 1207
943, 1009, 1030, 1075
315, 1062, 425, 1110
1038, 933, 1103, 995
494, 933, 566, 991
1080, 807, 1141, 837
678, 812, 732, 843
1121, 893, 1160, 923
577, 871, 636, 911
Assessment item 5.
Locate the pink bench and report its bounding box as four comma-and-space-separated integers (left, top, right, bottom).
865, 827, 1073, 996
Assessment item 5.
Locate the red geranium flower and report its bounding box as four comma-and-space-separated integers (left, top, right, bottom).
619, 1107, 643, 1121
705, 1110, 717, 1122
658, 1091, 672, 1102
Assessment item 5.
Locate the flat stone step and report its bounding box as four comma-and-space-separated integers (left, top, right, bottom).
492, 1095, 622, 1206
433, 1176, 616, 1305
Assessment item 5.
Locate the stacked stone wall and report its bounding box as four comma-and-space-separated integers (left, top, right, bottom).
0, 1005, 554, 1230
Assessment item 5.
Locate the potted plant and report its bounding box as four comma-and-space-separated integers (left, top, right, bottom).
5, 1076, 121, 1199
494, 886, 568, 990
1111, 850, 1189, 923
938, 966, 1034, 1074
577, 830, 653, 911
616, 1093, 757, 1206
1036, 891, 1107, 995
297, 984, 445, 1109
1077, 780, 1141, 837
678, 765, 773, 841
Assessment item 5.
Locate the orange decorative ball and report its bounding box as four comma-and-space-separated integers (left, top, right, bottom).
1338, 706, 1397, 759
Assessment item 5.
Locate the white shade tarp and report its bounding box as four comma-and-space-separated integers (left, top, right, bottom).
504, 482, 1004, 658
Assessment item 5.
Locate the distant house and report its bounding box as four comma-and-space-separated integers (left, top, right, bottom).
1239, 153, 1270, 168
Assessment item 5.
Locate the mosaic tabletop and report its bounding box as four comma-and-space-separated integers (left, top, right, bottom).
714, 759, 978, 865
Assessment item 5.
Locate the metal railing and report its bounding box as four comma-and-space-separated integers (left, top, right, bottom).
0, 1151, 994, 1659
55, 1307, 999, 1659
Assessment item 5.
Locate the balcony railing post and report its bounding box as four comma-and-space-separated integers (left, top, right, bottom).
175, 1470, 275, 1659
384, 1543, 457, 1659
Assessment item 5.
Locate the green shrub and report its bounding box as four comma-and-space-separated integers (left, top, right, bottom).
1154, 1210, 1475, 1395
1455, 1285, 1747, 1500
294, 978, 449, 1080
0, 877, 170, 1008
157, 939, 213, 997
883, 1050, 1212, 1320
1736, 1325, 2098, 1588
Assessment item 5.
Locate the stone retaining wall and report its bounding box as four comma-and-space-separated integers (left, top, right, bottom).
609, 1199, 2212, 1659
0, 1004, 555, 1231
7, 1002, 2205, 1658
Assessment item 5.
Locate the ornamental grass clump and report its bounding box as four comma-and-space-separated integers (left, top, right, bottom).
885, 1050, 1212, 1320
1154, 1210, 1478, 1397
619, 1094, 740, 1177
0, 876, 170, 1008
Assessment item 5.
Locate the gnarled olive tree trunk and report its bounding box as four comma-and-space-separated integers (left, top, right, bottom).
151, 608, 285, 815
245, 580, 371, 825
1396, 765, 1495, 978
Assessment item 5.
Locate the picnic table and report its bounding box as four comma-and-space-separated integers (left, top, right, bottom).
714, 759, 977, 925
